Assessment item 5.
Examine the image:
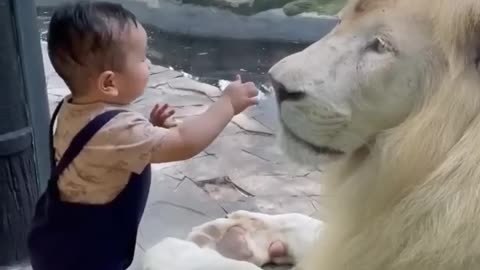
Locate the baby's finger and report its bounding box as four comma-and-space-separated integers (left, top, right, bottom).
235, 74, 242, 82
245, 82, 255, 88
248, 97, 259, 106
163, 109, 175, 118
246, 85, 259, 97
156, 104, 169, 116
150, 104, 160, 120
153, 106, 168, 121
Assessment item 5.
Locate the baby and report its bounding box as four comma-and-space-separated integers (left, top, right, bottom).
27, 1, 258, 270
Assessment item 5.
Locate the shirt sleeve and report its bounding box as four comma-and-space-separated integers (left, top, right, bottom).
82, 111, 168, 174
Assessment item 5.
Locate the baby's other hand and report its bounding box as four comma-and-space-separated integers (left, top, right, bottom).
150, 103, 177, 128
222, 75, 258, 115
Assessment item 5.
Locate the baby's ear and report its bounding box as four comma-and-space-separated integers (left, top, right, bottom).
97, 70, 119, 97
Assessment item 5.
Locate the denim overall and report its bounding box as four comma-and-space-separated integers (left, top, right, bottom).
28, 100, 151, 270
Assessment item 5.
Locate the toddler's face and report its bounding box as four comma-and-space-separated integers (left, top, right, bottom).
114, 23, 150, 104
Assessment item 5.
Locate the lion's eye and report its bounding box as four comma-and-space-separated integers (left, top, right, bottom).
367, 37, 392, 54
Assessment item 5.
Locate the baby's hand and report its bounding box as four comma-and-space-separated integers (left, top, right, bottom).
222, 75, 258, 115
150, 103, 177, 128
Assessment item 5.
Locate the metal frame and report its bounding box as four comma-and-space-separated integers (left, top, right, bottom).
0, 0, 50, 266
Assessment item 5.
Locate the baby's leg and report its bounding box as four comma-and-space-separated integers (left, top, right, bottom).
186, 210, 324, 266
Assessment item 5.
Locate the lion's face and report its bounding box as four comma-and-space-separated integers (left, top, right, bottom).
269, 5, 435, 165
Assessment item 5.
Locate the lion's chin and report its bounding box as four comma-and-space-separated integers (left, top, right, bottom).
278, 127, 344, 167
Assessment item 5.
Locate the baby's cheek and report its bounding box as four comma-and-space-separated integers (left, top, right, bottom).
139, 63, 149, 88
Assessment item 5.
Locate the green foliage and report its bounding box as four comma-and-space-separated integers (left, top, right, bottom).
283, 0, 314, 16
180, 0, 347, 16
181, 0, 296, 15
310, 0, 347, 15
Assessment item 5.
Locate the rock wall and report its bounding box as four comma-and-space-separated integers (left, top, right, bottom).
36, 0, 338, 43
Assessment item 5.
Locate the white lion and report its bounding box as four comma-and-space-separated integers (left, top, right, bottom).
144, 0, 480, 269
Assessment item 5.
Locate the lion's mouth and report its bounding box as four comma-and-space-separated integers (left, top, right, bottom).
281, 122, 345, 156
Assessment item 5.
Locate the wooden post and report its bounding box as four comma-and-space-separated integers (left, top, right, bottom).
0, 0, 50, 266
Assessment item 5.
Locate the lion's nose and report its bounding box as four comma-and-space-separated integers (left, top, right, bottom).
270, 78, 306, 103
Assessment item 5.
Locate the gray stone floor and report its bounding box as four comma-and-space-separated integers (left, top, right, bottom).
41, 42, 323, 270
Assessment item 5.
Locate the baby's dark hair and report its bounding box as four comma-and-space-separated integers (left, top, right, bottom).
47, 1, 138, 95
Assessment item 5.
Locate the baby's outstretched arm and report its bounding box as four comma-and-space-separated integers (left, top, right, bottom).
150, 75, 258, 163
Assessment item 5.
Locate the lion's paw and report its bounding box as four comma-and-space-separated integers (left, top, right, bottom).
186, 210, 324, 266
186, 214, 273, 266
144, 237, 261, 270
